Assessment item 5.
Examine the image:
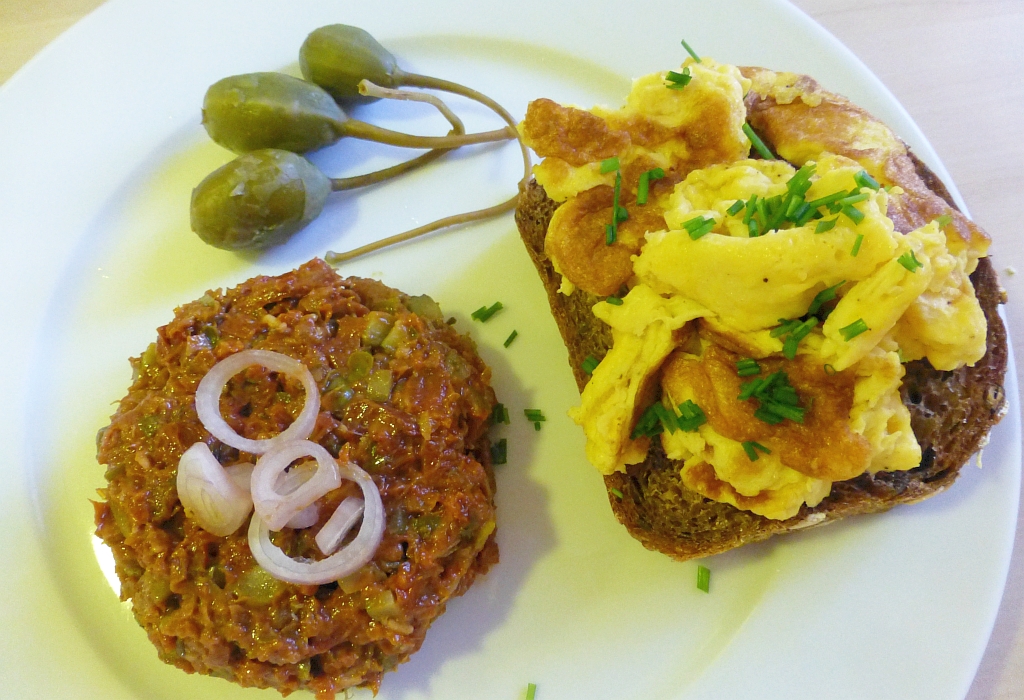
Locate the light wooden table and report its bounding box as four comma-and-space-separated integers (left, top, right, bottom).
2, 1, 1021, 698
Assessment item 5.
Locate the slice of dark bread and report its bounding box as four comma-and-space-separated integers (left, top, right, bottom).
515, 154, 1008, 561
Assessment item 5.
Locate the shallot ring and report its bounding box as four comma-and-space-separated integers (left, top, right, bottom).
195, 349, 320, 455
251, 439, 341, 531
247, 459, 385, 585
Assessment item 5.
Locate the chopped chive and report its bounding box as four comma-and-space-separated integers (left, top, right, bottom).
665, 68, 692, 89
823, 363, 836, 376
635, 167, 665, 205
842, 205, 865, 225
503, 330, 518, 347
851, 233, 864, 256
653, 403, 681, 433
696, 564, 711, 593
743, 123, 774, 160
936, 214, 953, 227
606, 170, 624, 245
490, 402, 510, 425
839, 318, 869, 341
581, 355, 600, 374
471, 302, 504, 322
526, 683, 537, 700
793, 202, 815, 226
806, 280, 846, 317
680, 38, 701, 63
534, 422, 541, 431
805, 190, 848, 210
853, 169, 880, 191
490, 438, 507, 465
736, 358, 761, 377
897, 250, 924, 272
759, 399, 805, 423
599, 156, 620, 174
742, 441, 772, 461
838, 192, 869, 207
676, 400, 707, 431
610, 488, 624, 499
631, 402, 665, 439
770, 318, 801, 338
524, 409, 546, 422
727, 199, 745, 216
815, 218, 837, 233
684, 215, 716, 240
743, 194, 758, 224
605, 295, 624, 306
747, 219, 760, 238
755, 197, 769, 231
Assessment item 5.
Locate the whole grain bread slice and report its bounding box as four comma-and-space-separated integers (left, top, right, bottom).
515, 153, 1008, 561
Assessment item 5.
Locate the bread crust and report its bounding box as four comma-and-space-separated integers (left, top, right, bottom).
515, 155, 1007, 561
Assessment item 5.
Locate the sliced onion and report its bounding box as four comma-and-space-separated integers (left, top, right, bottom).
315, 497, 365, 555
176, 442, 253, 537
247, 460, 385, 585
287, 504, 320, 529
251, 440, 340, 531
195, 349, 320, 455
225, 462, 254, 491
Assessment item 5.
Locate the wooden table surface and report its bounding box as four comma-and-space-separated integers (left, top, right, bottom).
2, 1, 1021, 698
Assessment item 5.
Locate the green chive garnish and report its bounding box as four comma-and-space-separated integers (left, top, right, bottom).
636, 167, 665, 205
610, 488, 624, 499
490, 403, 510, 425
680, 38, 701, 63
631, 403, 665, 439
897, 250, 924, 272
524, 409, 546, 422
676, 400, 707, 432
742, 441, 772, 461
582, 355, 600, 374
739, 371, 805, 425
851, 233, 864, 256
665, 68, 692, 90
727, 199, 745, 216
504, 330, 518, 347
471, 302, 503, 322
736, 358, 761, 377
490, 438, 507, 465
599, 157, 620, 174
853, 169, 880, 191
605, 296, 624, 306
936, 214, 953, 227
743, 123, 774, 160
526, 683, 537, 700
605, 223, 616, 245
815, 218, 837, 233
839, 318, 869, 341
606, 170, 625, 245
696, 564, 711, 593
806, 280, 845, 317
684, 215, 716, 240
843, 205, 865, 225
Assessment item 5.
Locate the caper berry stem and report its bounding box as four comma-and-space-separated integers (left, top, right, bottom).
324, 193, 518, 264
397, 72, 531, 187
332, 82, 466, 191
342, 119, 515, 149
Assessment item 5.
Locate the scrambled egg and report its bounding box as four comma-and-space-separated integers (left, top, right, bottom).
521, 58, 990, 521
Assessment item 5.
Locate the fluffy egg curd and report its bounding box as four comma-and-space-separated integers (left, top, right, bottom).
519, 57, 990, 521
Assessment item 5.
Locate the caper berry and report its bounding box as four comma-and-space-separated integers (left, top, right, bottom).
190, 149, 331, 251
202, 72, 348, 154
299, 25, 400, 102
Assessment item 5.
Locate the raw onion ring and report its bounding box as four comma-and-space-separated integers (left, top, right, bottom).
176, 442, 253, 537
251, 440, 340, 531
315, 497, 365, 555
248, 460, 385, 585
195, 349, 320, 455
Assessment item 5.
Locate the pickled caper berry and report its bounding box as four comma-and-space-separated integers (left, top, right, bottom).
190, 149, 331, 250
299, 25, 399, 102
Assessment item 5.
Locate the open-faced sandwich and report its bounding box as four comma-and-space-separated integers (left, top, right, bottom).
94, 259, 498, 697
515, 54, 1007, 560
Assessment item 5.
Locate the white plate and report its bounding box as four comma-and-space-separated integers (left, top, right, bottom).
0, 1, 1018, 699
